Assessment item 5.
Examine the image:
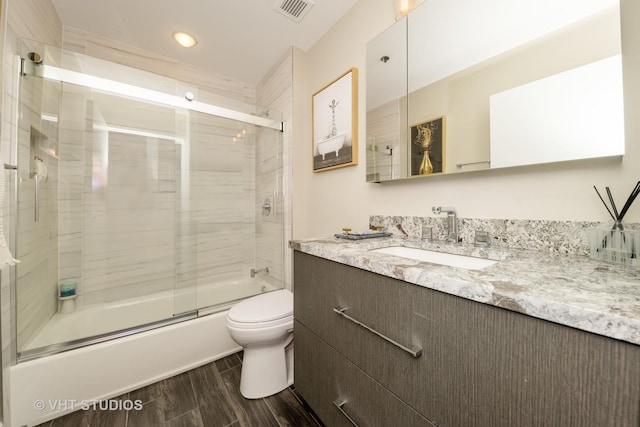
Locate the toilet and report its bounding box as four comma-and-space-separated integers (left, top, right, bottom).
226, 289, 294, 399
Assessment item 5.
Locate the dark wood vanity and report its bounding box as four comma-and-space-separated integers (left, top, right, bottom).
293, 251, 640, 426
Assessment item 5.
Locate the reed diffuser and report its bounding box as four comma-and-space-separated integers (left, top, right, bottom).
591, 181, 640, 265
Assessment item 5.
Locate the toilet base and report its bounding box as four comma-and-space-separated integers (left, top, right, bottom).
239, 334, 293, 399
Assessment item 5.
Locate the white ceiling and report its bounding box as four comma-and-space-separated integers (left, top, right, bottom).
50, 0, 358, 84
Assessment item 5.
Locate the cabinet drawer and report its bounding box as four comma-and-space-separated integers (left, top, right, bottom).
294, 320, 434, 427
294, 252, 439, 419
294, 251, 640, 427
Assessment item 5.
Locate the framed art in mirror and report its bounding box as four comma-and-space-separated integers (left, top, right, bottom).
312, 68, 358, 172
410, 116, 445, 176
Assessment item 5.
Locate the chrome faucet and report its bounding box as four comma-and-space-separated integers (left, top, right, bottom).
432, 206, 459, 243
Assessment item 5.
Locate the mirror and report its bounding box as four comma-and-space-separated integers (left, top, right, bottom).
366, 0, 623, 183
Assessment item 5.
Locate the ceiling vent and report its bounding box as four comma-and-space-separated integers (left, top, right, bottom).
274, 0, 314, 23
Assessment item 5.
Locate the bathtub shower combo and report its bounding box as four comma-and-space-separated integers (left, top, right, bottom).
6, 41, 285, 426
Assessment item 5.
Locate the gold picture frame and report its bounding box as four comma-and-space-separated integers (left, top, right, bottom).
410, 116, 445, 176
312, 68, 358, 172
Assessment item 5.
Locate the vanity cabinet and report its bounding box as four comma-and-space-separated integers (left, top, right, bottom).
293, 251, 640, 427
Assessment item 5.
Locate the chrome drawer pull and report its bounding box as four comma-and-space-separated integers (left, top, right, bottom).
333, 307, 423, 358
332, 399, 359, 426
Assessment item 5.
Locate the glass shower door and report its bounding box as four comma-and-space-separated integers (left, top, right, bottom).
186, 108, 285, 313
14, 46, 62, 356
14, 43, 199, 359
75, 89, 191, 319
13, 41, 285, 360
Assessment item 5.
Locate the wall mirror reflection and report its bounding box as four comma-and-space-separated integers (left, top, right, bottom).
366, 0, 624, 183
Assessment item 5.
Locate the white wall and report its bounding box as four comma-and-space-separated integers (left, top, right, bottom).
293, 0, 640, 239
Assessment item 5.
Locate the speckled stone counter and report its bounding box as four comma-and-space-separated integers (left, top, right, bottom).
291, 235, 640, 346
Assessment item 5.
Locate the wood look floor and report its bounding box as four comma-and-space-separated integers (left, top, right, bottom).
36, 352, 322, 427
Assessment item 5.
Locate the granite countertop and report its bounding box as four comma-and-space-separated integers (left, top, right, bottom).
291, 235, 640, 346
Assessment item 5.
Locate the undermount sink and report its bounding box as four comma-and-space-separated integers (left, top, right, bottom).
370, 246, 497, 270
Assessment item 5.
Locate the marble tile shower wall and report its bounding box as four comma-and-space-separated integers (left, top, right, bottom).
370, 215, 640, 255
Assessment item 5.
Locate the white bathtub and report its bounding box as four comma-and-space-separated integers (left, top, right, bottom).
317, 131, 346, 160
10, 276, 280, 427
22, 276, 276, 352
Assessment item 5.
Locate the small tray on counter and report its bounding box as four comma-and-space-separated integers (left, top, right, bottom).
334, 231, 393, 240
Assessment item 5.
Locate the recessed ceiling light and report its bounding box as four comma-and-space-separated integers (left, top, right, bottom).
172, 31, 197, 48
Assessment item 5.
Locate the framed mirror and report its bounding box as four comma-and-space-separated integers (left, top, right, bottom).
366, 0, 624, 183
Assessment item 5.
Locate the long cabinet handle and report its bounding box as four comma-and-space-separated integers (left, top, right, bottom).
333, 307, 423, 358
332, 399, 359, 426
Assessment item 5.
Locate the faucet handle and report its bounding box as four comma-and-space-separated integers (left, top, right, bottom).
433, 206, 456, 215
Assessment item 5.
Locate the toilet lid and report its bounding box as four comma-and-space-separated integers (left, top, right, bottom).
228, 290, 293, 323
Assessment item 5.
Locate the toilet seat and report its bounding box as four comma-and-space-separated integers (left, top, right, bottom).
227, 289, 293, 324
227, 315, 292, 330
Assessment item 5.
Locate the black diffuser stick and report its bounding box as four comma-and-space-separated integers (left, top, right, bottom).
606, 187, 620, 220
593, 186, 616, 221
618, 181, 640, 221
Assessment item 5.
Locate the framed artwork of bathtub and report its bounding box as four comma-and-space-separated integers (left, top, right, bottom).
312, 68, 358, 172
410, 116, 445, 176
